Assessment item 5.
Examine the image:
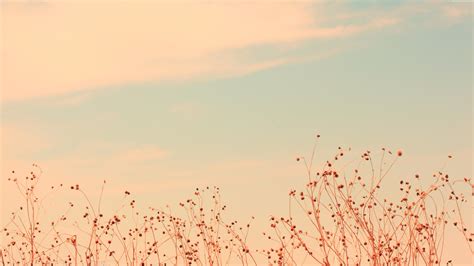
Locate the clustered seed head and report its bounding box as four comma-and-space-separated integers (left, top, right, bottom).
262, 145, 472, 265
1, 145, 471, 265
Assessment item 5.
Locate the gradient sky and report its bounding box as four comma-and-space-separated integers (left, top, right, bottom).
1, 1, 472, 263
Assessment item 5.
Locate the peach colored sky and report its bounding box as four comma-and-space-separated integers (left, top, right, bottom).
3, 1, 460, 102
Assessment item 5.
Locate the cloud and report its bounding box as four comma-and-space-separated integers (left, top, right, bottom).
0, 124, 51, 159
51, 91, 94, 106
0, 123, 168, 183
2, 2, 402, 102
441, 4, 471, 19
112, 146, 168, 163
169, 102, 203, 117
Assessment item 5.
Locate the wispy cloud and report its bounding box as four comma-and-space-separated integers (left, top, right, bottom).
442, 4, 471, 19
0, 124, 51, 158
2, 2, 406, 102
169, 102, 203, 118
113, 146, 168, 163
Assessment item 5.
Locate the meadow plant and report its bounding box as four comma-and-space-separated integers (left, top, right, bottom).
262, 137, 472, 265
1, 138, 472, 265
1, 168, 255, 265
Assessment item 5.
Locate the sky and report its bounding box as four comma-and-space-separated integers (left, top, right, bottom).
1, 1, 472, 263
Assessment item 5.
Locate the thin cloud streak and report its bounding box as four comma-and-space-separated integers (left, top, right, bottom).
2, 3, 402, 102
